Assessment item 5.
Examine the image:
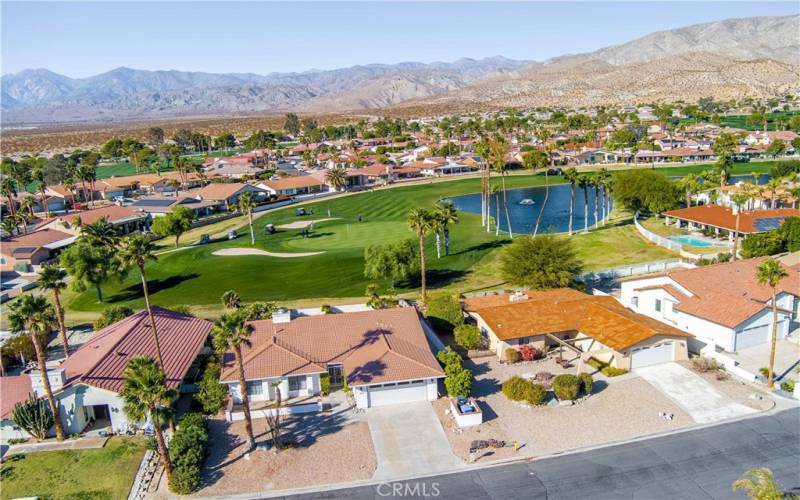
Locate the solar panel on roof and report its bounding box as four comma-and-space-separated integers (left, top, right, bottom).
753, 217, 786, 232
12, 247, 37, 256
132, 199, 175, 207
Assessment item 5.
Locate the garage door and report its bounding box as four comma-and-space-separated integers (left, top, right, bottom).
631, 341, 675, 369
367, 380, 428, 408
735, 321, 786, 351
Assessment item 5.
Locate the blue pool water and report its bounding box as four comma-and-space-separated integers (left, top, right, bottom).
669, 236, 713, 247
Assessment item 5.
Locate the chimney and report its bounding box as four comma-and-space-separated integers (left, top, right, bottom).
509, 291, 528, 303
272, 308, 292, 324
30, 369, 65, 396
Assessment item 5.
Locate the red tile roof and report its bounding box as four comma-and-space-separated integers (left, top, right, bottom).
663, 206, 800, 234
220, 308, 444, 386
0, 228, 74, 257
0, 375, 33, 419
464, 289, 689, 351
262, 176, 326, 191
48, 205, 145, 227
59, 307, 211, 393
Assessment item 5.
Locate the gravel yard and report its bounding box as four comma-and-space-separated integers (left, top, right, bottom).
449, 357, 694, 461
191, 411, 375, 497
432, 398, 520, 463
681, 359, 775, 412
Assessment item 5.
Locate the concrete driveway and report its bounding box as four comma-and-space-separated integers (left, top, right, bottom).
366, 401, 462, 480
636, 362, 756, 424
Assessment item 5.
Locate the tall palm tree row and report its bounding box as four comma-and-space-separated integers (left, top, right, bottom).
118, 233, 165, 367
8, 295, 67, 441
120, 356, 177, 482
488, 139, 513, 239
434, 200, 459, 256
577, 173, 591, 233
213, 312, 256, 450
407, 208, 434, 302
37, 266, 71, 359
756, 259, 788, 389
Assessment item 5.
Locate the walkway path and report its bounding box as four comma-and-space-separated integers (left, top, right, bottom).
5, 436, 108, 456
211, 248, 324, 258
636, 362, 756, 423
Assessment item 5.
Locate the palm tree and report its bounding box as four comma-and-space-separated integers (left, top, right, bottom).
577, 174, 591, 233
213, 313, 256, 450
118, 233, 164, 367
19, 196, 36, 219
434, 200, 459, 256
120, 356, 177, 482
326, 166, 348, 192
81, 218, 119, 248
732, 468, 785, 500
765, 178, 782, 208
0, 176, 19, 221
221, 290, 241, 310
2, 215, 18, 236
533, 166, 551, 237
235, 192, 257, 245
15, 209, 31, 234
77, 161, 96, 207
7, 295, 66, 441
430, 211, 444, 259
678, 174, 701, 208
730, 193, 750, 260
756, 259, 788, 389
488, 140, 512, 238
32, 164, 48, 216
407, 208, 434, 301
37, 266, 70, 359
750, 171, 761, 184
563, 168, 579, 236
596, 168, 612, 225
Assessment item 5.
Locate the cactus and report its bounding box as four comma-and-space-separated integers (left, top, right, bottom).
12, 394, 54, 440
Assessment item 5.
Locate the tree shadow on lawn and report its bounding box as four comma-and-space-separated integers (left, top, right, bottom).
426, 269, 468, 288
450, 239, 508, 256
105, 273, 200, 303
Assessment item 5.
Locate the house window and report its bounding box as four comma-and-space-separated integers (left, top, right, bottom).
631, 296, 639, 307
655, 299, 662, 312
246, 381, 263, 396
288, 376, 307, 391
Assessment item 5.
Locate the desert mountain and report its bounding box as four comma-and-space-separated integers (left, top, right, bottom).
1, 15, 797, 125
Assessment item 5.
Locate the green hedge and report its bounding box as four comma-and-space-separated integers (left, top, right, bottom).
454, 324, 481, 350
552, 374, 581, 401
502, 376, 547, 406
504, 348, 521, 364
168, 413, 209, 495
578, 372, 593, 395
425, 294, 464, 334
601, 366, 628, 377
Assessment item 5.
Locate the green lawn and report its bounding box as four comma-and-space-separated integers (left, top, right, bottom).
0, 437, 146, 500
61, 161, 773, 317
96, 161, 174, 179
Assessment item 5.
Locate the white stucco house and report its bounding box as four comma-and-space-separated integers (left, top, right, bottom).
220, 307, 444, 416
620, 254, 799, 353
1, 308, 211, 440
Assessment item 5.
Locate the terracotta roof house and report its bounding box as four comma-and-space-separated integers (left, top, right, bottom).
27, 307, 212, 436
219, 307, 444, 412
662, 205, 800, 236
620, 253, 800, 353
259, 175, 328, 197
195, 182, 269, 209
0, 228, 75, 272
38, 205, 151, 236
0, 375, 34, 442
463, 289, 690, 371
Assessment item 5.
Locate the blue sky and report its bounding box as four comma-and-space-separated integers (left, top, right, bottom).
2, 1, 798, 77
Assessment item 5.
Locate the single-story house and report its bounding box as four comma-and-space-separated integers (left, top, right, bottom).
463, 288, 691, 371
1, 375, 34, 442
620, 253, 799, 353
131, 195, 222, 218
259, 175, 328, 197
195, 183, 269, 209
27, 307, 212, 435
38, 205, 151, 236
220, 307, 444, 411
662, 205, 800, 240
0, 228, 75, 272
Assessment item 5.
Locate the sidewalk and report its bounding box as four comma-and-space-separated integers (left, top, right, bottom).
5, 436, 108, 456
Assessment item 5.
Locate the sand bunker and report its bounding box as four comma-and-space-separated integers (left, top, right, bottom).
276, 218, 339, 229
212, 248, 323, 258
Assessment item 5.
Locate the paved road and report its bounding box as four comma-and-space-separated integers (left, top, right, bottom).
285, 408, 800, 500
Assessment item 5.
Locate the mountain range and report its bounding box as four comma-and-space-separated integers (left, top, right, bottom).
2, 15, 798, 125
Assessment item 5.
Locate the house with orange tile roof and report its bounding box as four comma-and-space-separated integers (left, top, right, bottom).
219, 307, 444, 412
259, 175, 329, 197
37, 205, 151, 236
620, 253, 799, 353
0, 228, 75, 272
24, 307, 212, 436
462, 288, 690, 371
662, 205, 800, 239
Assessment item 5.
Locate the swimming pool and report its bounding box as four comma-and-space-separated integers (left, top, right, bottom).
669, 236, 713, 247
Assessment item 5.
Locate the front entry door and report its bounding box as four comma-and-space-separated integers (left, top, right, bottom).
328, 365, 344, 387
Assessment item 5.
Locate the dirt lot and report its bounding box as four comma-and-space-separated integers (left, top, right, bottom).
681, 359, 775, 412
191, 411, 375, 497
446, 357, 695, 460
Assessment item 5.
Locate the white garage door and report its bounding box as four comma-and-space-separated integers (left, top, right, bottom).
735, 322, 785, 351
367, 380, 428, 408
631, 341, 675, 369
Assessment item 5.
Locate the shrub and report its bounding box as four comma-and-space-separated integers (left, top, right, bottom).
552, 374, 581, 401
436, 347, 462, 369
586, 357, 607, 370
601, 366, 628, 377
502, 376, 547, 406
320, 373, 331, 395
196, 362, 228, 415
578, 372, 593, 395
759, 367, 770, 377
519, 345, 539, 362
781, 379, 795, 393
93, 305, 134, 330
170, 305, 195, 317
425, 294, 464, 334
504, 348, 521, 364
691, 357, 721, 373
321, 304, 333, 314
168, 413, 208, 495
499, 234, 583, 289
444, 366, 473, 397
454, 324, 481, 350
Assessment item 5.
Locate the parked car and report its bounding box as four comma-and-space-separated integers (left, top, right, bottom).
228, 230, 238, 240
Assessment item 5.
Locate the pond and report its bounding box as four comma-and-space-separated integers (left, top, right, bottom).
448, 183, 609, 234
